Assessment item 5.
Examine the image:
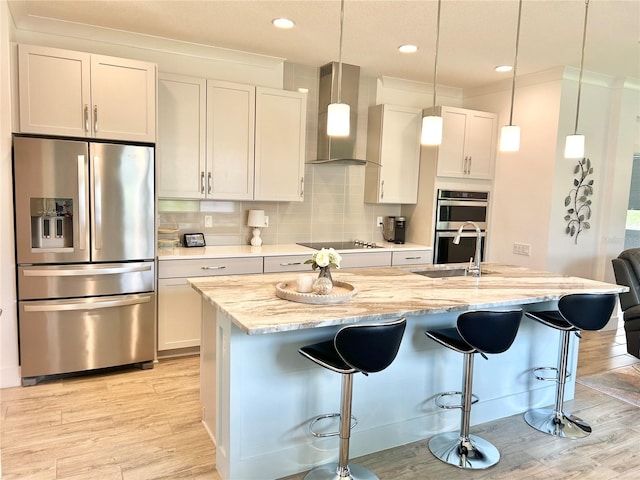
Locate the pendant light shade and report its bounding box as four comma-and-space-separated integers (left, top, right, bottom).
565, 0, 590, 159
327, 102, 350, 136
499, 125, 521, 152
327, 0, 350, 137
565, 134, 585, 159
499, 0, 523, 153
421, 0, 443, 146
421, 115, 443, 145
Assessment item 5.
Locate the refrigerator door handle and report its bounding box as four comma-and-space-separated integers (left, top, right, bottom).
24, 295, 151, 312
93, 155, 102, 250
77, 155, 88, 251
22, 264, 153, 277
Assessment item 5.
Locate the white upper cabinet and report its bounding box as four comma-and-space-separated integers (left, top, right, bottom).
254, 87, 306, 202
158, 74, 206, 198
89, 55, 156, 142
157, 76, 307, 201
364, 104, 421, 204
433, 105, 497, 180
206, 80, 256, 200
18, 44, 156, 143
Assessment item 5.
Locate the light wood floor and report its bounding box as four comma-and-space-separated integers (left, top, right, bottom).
1, 322, 638, 480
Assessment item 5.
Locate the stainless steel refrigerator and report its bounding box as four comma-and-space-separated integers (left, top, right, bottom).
13, 135, 156, 386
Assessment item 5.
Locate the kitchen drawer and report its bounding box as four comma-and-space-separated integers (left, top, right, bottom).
391, 249, 433, 266
264, 255, 311, 273
158, 257, 263, 278
340, 251, 392, 268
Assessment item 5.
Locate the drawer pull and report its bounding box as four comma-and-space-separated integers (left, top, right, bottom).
201, 266, 226, 270
405, 256, 422, 260
280, 262, 301, 266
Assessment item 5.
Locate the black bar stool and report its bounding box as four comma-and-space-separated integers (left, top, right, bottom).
524, 293, 617, 438
425, 309, 522, 470
298, 317, 406, 480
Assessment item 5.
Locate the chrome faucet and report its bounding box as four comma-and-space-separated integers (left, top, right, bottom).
453, 221, 482, 277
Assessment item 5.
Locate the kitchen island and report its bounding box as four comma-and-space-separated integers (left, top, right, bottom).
188, 264, 626, 480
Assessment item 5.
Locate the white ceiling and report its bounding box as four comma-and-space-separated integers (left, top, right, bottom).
7, 0, 640, 89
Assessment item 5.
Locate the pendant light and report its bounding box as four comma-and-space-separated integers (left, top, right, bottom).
421, 0, 443, 146
499, 0, 523, 152
327, 0, 350, 137
565, 0, 590, 159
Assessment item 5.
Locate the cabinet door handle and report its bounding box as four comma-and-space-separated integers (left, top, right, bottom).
463, 156, 468, 174
300, 177, 304, 197
93, 105, 98, 133
468, 156, 472, 174
207, 172, 212, 195
83, 104, 89, 132
280, 262, 301, 266
201, 265, 226, 270
381, 180, 385, 200
200, 171, 205, 194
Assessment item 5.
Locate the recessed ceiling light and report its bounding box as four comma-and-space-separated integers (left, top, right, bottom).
272, 18, 295, 29
398, 44, 418, 54
495, 65, 513, 72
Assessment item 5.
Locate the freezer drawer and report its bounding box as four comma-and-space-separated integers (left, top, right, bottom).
19, 293, 155, 381
18, 262, 155, 300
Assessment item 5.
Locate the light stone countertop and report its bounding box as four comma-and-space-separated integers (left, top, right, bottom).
188, 263, 627, 335
157, 242, 431, 260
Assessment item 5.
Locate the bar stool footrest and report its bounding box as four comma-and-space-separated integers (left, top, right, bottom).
531, 366, 572, 382
435, 391, 479, 410
309, 413, 358, 438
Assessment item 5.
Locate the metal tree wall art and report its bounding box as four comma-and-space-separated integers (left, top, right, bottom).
564, 157, 593, 244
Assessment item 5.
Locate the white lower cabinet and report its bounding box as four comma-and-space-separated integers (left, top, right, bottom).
340, 251, 393, 268
391, 249, 433, 266
158, 278, 202, 351
157, 256, 263, 353
263, 255, 311, 273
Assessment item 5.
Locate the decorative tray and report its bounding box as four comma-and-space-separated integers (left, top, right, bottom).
275, 280, 358, 305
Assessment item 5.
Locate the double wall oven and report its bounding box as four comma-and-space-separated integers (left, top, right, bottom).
433, 189, 489, 264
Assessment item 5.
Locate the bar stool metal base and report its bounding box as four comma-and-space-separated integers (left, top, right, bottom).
428, 432, 500, 470
524, 408, 592, 439
304, 462, 379, 480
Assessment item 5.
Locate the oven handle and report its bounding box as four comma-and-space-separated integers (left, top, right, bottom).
23, 295, 151, 312
438, 200, 488, 208
22, 264, 153, 277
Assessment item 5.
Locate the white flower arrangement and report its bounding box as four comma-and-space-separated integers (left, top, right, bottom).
305, 247, 342, 270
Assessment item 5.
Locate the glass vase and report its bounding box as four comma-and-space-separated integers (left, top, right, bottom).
313, 266, 333, 294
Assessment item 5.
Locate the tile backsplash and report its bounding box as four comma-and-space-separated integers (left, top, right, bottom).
158, 164, 401, 247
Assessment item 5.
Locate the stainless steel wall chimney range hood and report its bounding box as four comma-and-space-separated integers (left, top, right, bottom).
311, 62, 366, 165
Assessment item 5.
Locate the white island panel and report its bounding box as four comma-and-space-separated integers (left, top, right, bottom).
190, 264, 626, 480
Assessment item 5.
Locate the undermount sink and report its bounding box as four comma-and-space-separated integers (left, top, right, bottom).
412, 268, 469, 278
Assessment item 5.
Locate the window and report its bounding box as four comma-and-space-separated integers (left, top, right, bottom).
625, 153, 640, 249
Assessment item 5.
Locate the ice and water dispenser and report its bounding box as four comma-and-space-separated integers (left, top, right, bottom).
29, 198, 73, 249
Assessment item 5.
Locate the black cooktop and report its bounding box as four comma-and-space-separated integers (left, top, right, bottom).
297, 241, 381, 250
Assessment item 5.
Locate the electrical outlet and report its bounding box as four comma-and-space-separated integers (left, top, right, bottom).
376, 216, 384, 227
513, 242, 531, 256
204, 215, 213, 228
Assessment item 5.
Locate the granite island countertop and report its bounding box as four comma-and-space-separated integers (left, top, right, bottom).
188, 263, 627, 335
